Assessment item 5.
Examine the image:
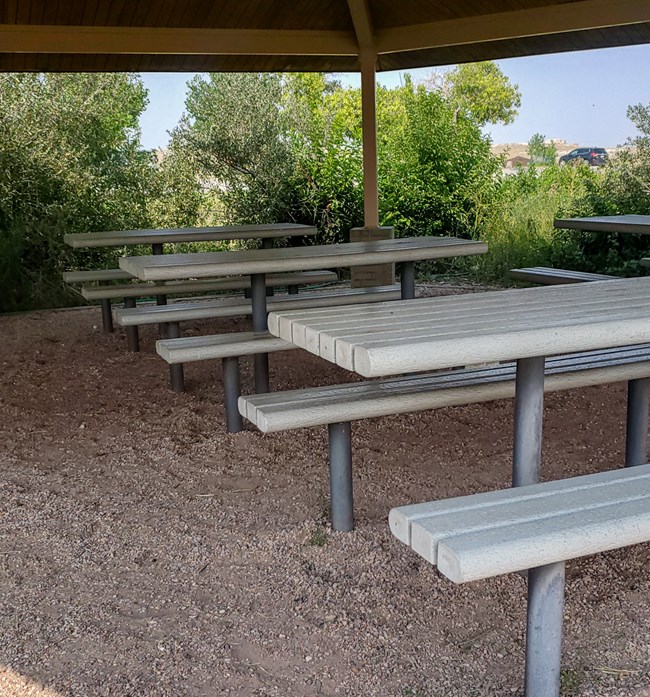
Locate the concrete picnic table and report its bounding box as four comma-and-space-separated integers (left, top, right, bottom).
120, 236, 487, 391
554, 214, 650, 235
64, 222, 317, 250
268, 276, 650, 677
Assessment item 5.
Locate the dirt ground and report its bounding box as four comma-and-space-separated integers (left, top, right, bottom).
1, 288, 649, 697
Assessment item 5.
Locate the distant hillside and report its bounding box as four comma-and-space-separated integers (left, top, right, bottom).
491, 139, 621, 161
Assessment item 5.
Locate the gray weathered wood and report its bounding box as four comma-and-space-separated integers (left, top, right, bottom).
114, 285, 402, 327
269, 278, 650, 376
65, 223, 317, 248
63, 268, 133, 283
239, 344, 650, 432
157, 331, 294, 363
389, 463, 650, 583
509, 267, 615, 284
119, 237, 487, 281
554, 214, 650, 235
80, 270, 338, 300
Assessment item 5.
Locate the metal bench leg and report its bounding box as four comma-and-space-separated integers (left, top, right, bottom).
288, 284, 299, 295
328, 422, 354, 532
400, 261, 416, 300
513, 356, 545, 487
167, 322, 185, 393
524, 561, 565, 697
152, 242, 168, 337
100, 298, 113, 333
223, 356, 242, 433
251, 273, 270, 393
625, 377, 649, 466
123, 297, 140, 352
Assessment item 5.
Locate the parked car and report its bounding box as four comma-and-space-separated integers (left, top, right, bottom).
558, 147, 609, 166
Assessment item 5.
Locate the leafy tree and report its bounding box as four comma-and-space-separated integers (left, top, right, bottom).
426, 62, 521, 126
527, 133, 557, 164
0, 73, 157, 311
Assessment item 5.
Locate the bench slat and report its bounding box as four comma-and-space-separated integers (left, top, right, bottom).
240, 344, 650, 432
157, 331, 294, 362
389, 464, 650, 583
114, 285, 402, 326
63, 269, 133, 283
509, 267, 616, 284
80, 270, 338, 300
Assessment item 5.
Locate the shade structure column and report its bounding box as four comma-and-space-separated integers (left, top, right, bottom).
251, 273, 270, 393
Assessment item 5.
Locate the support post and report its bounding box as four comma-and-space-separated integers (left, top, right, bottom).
360, 52, 378, 229
400, 261, 416, 300
261, 237, 274, 250
223, 356, 242, 433
123, 297, 139, 352
524, 561, 566, 697
288, 284, 299, 295
513, 356, 545, 487
167, 322, 185, 393
251, 273, 270, 393
625, 377, 649, 466
152, 242, 168, 337
328, 422, 354, 531
100, 298, 113, 333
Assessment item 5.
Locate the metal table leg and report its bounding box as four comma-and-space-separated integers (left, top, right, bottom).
152, 243, 168, 337
524, 561, 565, 697
223, 356, 243, 433
100, 298, 113, 333
261, 238, 274, 250
513, 356, 545, 487
400, 261, 415, 300
123, 297, 140, 352
625, 377, 649, 466
167, 322, 185, 392
251, 273, 269, 393
328, 422, 353, 531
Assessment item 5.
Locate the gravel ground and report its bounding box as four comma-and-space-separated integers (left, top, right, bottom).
1, 285, 649, 697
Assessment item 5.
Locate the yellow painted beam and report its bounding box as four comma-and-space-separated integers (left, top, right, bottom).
0, 24, 358, 56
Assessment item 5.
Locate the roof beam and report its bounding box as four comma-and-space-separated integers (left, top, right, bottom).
347, 0, 374, 53
376, 0, 650, 54
0, 24, 358, 56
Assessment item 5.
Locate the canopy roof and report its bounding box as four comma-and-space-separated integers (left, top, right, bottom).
1, 0, 649, 73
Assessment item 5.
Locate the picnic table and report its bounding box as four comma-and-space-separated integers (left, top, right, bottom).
64, 222, 317, 250
120, 236, 487, 390
554, 214, 650, 235
268, 277, 650, 484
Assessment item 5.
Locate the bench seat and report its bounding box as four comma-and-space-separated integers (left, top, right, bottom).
80, 270, 338, 300
389, 464, 650, 696
509, 267, 616, 284
390, 463, 650, 582
241, 344, 650, 432
63, 268, 133, 283
114, 285, 402, 327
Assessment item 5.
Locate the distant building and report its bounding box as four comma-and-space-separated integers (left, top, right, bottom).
506, 155, 531, 168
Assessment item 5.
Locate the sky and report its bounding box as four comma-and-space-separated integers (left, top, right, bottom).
138, 44, 650, 151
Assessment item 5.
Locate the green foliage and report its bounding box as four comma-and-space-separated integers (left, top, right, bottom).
0, 73, 157, 311
528, 133, 558, 165
444, 62, 522, 126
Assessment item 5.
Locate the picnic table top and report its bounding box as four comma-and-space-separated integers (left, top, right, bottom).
268, 277, 650, 377
554, 215, 650, 235
64, 223, 317, 248
119, 236, 487, 281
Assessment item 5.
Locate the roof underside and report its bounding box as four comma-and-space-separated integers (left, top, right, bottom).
1, 0, 649, 72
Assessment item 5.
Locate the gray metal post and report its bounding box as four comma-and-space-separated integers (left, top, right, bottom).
625, 377, 649, 466
223, 357, 243, 433
152, 244, 168, 337
400, 261, 416, 300
261, 237, 274, 249
123, 297, 140, 352
524, 561, 566, 697
251, 272, 270, 393
167, 322, 185, 393
100, 298, 113, 333
328, 422, 354, 531
513, 356, 545, 487
288, 284, 299, 295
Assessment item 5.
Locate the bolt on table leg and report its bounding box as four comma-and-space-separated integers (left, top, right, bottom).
400, 261, 416, 300
625, 377, 649, 466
